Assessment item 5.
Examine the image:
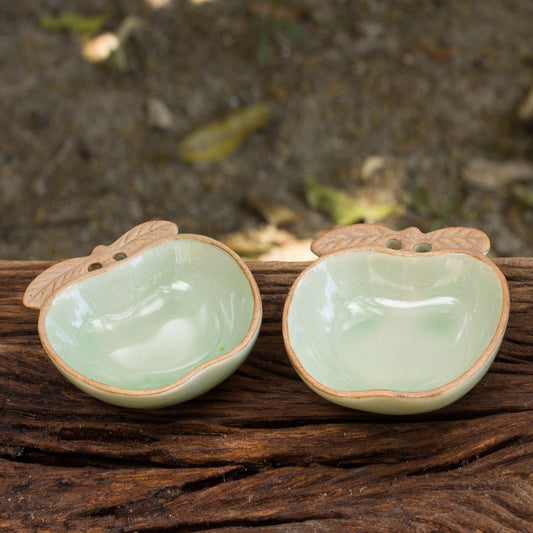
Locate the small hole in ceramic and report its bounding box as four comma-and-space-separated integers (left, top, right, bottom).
385, 239, 401, 250
113, 252, 127, 261
414, 243, 432, 253
88, 262, 102, 272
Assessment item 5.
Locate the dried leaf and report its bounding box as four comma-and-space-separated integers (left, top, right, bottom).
222, 225, 294, 258
179, 103, 272, 162
40, 12, 107, 34
247, 195, 299, 226
305, 177, 398, 226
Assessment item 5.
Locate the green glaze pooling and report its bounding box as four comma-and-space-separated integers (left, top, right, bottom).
288, 251, 504, 392
45, 239, 255, 390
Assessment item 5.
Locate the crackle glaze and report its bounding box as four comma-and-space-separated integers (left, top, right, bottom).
24, 222, 262, 408
283, 224, 510, 415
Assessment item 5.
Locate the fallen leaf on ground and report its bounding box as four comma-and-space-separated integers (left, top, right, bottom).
221, 225, 294, 257
179, 103, 271, 162
247, 195, 299, 226
463, 159, 533, 190
305, 177, 399, 226
40, 12, 107, 34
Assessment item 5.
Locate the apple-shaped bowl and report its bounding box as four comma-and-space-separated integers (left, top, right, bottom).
282, 224, 510, 415
24, 221, 262, 408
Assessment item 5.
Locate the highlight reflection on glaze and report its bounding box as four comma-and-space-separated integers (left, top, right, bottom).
287, 251, 504, 392
44, 239, 254, 390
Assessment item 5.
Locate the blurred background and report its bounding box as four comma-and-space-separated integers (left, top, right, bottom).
1, 0, 532, 261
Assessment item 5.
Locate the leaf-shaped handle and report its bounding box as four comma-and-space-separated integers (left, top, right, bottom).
106, 220, 177, 253
23, 220, 178, 309
311, 224, 491, 257
23, 257, 89, 309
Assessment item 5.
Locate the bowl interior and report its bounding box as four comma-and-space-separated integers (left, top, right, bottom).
44, 239, 255, 390
287, 251, 504, 393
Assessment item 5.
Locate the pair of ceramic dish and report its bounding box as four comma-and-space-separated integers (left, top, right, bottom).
24, 221, 509, 414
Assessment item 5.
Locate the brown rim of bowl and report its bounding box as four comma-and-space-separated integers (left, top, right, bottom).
38, 233, 262, 397
282, 246, 510, 400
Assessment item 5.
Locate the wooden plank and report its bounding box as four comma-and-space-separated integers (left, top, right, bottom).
0, 258, 532, 531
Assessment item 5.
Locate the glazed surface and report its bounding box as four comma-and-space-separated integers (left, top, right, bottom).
45, 239, 255, 390
287, 251, 504, 392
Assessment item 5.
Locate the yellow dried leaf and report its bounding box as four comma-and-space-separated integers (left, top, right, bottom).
247, 195, 299, 226
179, 103, 271, 162
222, 225, 293, 257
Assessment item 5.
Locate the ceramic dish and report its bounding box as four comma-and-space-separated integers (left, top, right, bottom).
283, 224, 509, 415
24, 221, 262, 408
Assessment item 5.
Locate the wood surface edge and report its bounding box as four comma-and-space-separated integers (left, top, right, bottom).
0, 255, 531, 531
2, 256, 530, 267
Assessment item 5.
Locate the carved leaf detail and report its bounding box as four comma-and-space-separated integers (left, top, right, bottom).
427, 227, 490, 255
23, 220, 180, 310
311, 224, 491, 256
23, 257, 88, 309
311, 224, 393, 256
111, 220, 178, 252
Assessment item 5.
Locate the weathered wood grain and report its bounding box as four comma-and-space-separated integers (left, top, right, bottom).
0, 259, 532, 531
